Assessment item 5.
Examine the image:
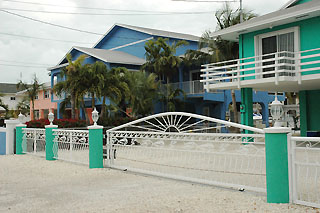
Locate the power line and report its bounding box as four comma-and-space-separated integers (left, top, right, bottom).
0, 63, 48, 68
2, 0, 214, 13
0, 8, 213, 15
0, 32, 93, 44
0, 9, 104, 36
172, 0, 237, 2
0, 59, 54, 66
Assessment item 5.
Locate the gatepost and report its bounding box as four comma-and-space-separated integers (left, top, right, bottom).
264, 127, 291, 203
45, 124, 58, 160
15, 123, 27, 155
88, 125, 103, 168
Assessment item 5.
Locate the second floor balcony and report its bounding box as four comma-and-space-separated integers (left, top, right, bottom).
201, 48, 320, 92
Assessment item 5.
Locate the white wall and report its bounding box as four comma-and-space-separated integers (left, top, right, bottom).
1, 93, 26, 110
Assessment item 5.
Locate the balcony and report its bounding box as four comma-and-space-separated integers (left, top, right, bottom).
201, 48, 320, 92
169, 80, 205, 95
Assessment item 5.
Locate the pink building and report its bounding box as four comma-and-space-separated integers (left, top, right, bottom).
30, 82, 57, 120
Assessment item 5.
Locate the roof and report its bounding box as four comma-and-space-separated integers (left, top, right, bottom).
48, 47, 146, 71
210, 0, 320, 41
93, 23, 200, 48
0, 83, 25, 94
280, 0, 300, 9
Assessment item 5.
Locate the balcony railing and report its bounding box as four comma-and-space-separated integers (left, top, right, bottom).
201, 48, 320, 91
167, 80, 204, 95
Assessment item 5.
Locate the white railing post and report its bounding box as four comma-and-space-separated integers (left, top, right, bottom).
237, 60, 241, 88
69, 132, 72, 159
290, 136, 297, 203
205, 65, 209, 92
33, 131, 37, 154
297, 52, 302, 84
275, 53, 279, 85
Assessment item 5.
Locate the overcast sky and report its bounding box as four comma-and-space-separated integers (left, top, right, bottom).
0, 0, 289, 84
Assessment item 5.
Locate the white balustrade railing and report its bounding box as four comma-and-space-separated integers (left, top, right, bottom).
290, 136, 320, 208
52, 129, 89, 165
22, 128, 46, 157
201, 48, 320, 90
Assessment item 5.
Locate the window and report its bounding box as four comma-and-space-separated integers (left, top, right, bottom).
10, 97, 15, 101
35, 94, 39, 100
255, 27, 299, 78
43, 109, 49, 119
44, 90, 50, 99
34, 110, 39, 120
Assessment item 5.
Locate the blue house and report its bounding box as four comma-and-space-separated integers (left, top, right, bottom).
48, 23, 277, 126
201, 0, 320, 135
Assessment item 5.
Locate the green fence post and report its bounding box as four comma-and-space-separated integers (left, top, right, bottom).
45, 124, 58, 161
15, 124, 27, 155
264, 127, 291, 203
88, 125, 103, 169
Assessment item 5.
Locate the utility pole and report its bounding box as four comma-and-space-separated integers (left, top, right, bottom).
240, 0, 243, 23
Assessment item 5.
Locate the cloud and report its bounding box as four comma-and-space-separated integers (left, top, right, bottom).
0, 0, 288, 83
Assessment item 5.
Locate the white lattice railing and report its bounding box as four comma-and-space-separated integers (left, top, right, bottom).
291, 137, 320, 208
52, 129, 89, 165
22, 128, 46, 157
105, 112, 266, 193
201, 48, 320, 90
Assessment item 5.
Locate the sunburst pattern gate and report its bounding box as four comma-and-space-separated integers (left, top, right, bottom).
105, 112, 266, 193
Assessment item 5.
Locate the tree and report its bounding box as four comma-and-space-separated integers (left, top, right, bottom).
159, 84, 186, 112
126, 71, 159, 117
53, 54, 88, 119
143, 37, 188, 84
17, 75, 43, 120
199, 4, 257, 123
16, 97, 30, 115
100, 67, 128, 118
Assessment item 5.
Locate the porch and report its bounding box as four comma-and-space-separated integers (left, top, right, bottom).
201, 48, 320, 92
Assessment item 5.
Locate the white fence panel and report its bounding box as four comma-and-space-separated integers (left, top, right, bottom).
52, 129, 89, 165
22, 128, 46, 157
291, 137, 320, 208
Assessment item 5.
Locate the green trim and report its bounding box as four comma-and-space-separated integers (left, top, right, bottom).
15, 126, 25, 155
241, 88, 253, 133
45, 127, 57, 161
299, 90, 307, 137
89, 128, 103, 168
265, 132, 290, 203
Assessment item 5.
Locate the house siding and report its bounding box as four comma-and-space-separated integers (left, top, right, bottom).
240, 16, 320, 77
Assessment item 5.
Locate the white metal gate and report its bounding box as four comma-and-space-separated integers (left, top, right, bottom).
22, 128, 46, 157
105, 112, 266, 193
290, 136, 320, 208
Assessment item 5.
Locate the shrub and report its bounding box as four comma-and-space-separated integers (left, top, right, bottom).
26, 118, 86, 128
97, 116, 136, 127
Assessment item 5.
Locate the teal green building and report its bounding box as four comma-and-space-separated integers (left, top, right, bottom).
202, 0, 320, 136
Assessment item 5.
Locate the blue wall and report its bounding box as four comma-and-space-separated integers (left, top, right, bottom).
0, 132, 6, 155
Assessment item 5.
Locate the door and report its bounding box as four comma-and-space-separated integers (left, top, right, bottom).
260, 31, 296, 78
262, 36, 277, 78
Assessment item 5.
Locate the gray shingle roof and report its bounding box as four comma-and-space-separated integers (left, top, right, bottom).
48, 47, 146, 70
74, 46, 146, 65
0, 83, 24, 94
117, 23, 200, 42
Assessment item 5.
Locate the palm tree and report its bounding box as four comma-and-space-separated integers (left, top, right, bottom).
100, 67, 128, 118
0, 93, 8, 112
160, 84, 185, 112
126, 71, 159, 117
17, 75, 43, 120
199, 3, 257, 123
53, 54, 88, 119
143, 37, 188, 84
16, 97, 30, 115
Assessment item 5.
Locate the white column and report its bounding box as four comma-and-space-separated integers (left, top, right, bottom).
4, 119, 20, 154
